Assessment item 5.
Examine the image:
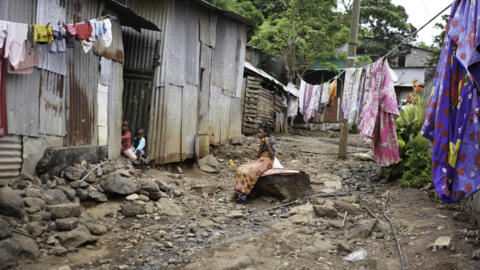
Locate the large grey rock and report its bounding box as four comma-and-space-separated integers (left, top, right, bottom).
58, 186, 77, 201
36, 145, 107, 177
313, 205, 338, 218
121, 203, 146, 217
102, 175, 139, 196
12, 233, 40, 260
0, 238, 21, 269
27, 221, 45, 236
76, 188, 89, 201
139, 178, 163, 200
302, 239, 334, 254
85, 223, 108, 235
57, 225, 97, 248
155, 199, 184, 216
250, 172, 313, 201
64, 166, 85, 181
24, 197, 46, 211
55, 217, 79, 231
88, 188, 107, 202
29, 211, 51, 222
346, 219, 378, 239
43, 189, 70, 204
70, 180, 89, 189
0, 218, 11, 240
0, 187, 25, 217
198, 155, 221, 174
48, 203, 82, 220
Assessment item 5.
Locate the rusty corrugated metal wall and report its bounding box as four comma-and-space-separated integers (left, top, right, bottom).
0, 136, 22, 183
65, 0, 100, 146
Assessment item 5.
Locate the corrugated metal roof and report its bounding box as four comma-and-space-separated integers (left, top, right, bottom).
106, 0, 161, 32
192, 0, 256, 27
244, 61, 287, 92
0, 136, 22, 183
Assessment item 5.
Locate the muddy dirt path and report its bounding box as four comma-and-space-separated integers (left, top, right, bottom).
17, 131, 480, 270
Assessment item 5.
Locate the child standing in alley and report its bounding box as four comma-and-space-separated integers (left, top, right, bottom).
132, 128, 146, 159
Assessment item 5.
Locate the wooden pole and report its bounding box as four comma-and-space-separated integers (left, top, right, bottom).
339, 0, 361, 159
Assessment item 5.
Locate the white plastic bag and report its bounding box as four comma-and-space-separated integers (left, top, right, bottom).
343, 249, 367, 262
273, 157, 283, 168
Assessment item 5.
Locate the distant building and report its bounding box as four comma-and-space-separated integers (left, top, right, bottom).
390, 46, 434, 103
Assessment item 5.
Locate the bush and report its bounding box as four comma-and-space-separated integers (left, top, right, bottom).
399, 135, 432, 188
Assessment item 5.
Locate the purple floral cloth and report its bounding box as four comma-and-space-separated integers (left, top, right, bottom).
422, 0, 480, 203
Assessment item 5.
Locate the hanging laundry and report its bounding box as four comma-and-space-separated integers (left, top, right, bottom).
422, 0, 480, 203
356, 65, 369, 127
0, 42, 7, 136
304, 85, 321, 123
81, 20, 96, 53
94, 20, 106, 40
358, 57, 400, 167
50, 24, 66, 53
4, 22, 28, 69
99, 18, 112, 47
287, 96, 298, 118
328, 80, 337, 107
33, 24, 53, 43
342, 68, 363, 123
65, 24, 77, 47
0, 21, 7, 50
299, 80, 306, 113
301, 81, 313, 115
75, 22, 93, 40
320, 82, 329, 105
8, 41, 38, 74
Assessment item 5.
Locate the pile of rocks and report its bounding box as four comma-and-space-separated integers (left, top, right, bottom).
0, 159, 184, 269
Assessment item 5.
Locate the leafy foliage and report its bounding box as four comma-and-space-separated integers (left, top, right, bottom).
399, 135, 432, 188
249, 0, 348, 81
357, 0, 417, 59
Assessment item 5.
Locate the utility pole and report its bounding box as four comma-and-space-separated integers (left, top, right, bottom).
338, 0, 361, 159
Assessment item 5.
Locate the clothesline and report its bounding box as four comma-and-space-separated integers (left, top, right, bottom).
301, 2, 453, 83
0, 14, 115, 74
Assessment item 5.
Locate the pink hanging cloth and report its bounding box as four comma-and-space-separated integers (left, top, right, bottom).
358, 57, 400, 166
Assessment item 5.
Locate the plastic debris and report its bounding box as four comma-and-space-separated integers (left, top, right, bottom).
343, 249, 367, 262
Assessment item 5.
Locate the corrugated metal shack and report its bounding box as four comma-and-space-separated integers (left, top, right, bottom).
120, 0, 253, 164
0, 0, 253, 181
242, 62, 287, 134
0, 0, 160, 181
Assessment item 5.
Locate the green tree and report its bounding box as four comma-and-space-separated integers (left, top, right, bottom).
249, 0, 349, 82
203, 0, 265, 26
356, 0, 417, 58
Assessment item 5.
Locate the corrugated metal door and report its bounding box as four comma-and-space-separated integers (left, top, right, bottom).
122, 75, 153, 136
0, 136, 22, 183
